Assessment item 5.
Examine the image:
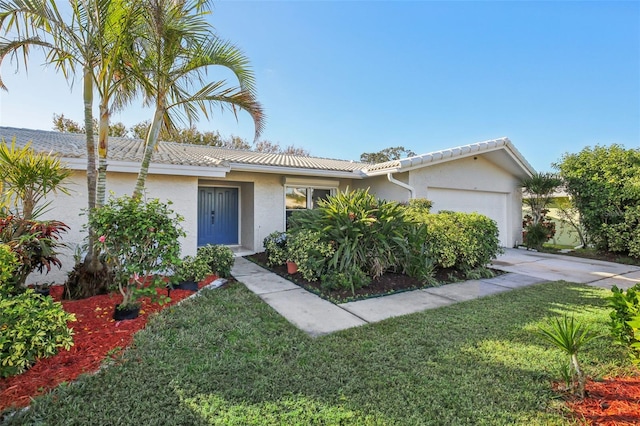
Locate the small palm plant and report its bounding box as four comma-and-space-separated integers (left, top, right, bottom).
538, 315, 600, 398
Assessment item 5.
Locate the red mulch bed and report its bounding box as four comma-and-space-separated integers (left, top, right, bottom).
567, 378, 640, 425
0, 275, 218, 413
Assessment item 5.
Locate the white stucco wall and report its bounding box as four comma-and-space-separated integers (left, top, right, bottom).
28, 171, 198, 285
358, 156, 524, 247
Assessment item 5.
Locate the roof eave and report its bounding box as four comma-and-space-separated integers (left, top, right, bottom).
229, 163, 367, 179
62, 158, 230, 178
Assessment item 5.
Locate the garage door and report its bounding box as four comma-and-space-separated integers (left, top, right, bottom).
428, 188, 508, 247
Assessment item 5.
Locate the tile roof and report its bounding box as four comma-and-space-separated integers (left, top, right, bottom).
362, 137, 535, 176
0, 127, 534, 177
0, 127, 367, 173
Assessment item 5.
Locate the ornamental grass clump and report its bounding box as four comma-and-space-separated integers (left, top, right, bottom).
90, 195, 185, 310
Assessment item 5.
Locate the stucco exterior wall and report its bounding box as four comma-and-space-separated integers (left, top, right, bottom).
30, 171, 198, 285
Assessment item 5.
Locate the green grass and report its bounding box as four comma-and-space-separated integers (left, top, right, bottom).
2, 281, 634, 425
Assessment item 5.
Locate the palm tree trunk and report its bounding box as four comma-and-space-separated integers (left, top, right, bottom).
83, 66, 98, 268
97, 102, 110, 207
133, 106, 164, 199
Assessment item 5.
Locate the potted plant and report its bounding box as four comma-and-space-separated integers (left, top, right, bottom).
285, 229, 335, 281
32, 281, 53, 297
197, 244, 235, 278
172, 255, 210, 291
90, 195, 185, 320
263, 231, 287, 267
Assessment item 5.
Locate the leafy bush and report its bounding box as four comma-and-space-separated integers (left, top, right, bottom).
197, 244, 234, 278
90, 195, 185, 309
421, 212, 501, 271
555, 144, 640, 256
602, 206, 640, 259
290, 189, 411, 279
320, 267, 370, 295
176, 255, 210, 282
0, 244, 17, 296
608, 283, 640, 363
263, 231, 288, 267
522, 210, 556, 251
286, 229, 335, 281
0, 290, 76, 378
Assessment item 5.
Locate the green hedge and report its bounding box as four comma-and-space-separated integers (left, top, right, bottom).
0, 292, 75, 378
420, 211, 502, 271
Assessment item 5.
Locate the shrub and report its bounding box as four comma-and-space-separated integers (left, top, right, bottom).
421, 212, 502, 271
287, 229, 335, 282
176, 255, 210, 282
0, 216, 69, 291
608, 283, 640, 364
0, 244, 17, 296
0, 291, 76, 378
290, 189, 411, 279
197, 244, 235, 278
555, 144, 640, 254
90, 195, 185, 309
321, 267, 370, 295
263, 231, 288, 267
522, 210, 556, 251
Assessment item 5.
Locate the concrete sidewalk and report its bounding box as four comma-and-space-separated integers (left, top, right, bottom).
231, 248, 640, 337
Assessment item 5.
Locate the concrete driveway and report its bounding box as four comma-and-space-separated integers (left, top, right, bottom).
493, 248, 640, 290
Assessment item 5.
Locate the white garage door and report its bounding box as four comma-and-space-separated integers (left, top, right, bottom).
428, 188, 508, 247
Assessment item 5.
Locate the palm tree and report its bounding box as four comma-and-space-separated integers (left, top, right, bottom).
521, 172, 562, 225
130, 0, 264, 198
0, 0, 138, 296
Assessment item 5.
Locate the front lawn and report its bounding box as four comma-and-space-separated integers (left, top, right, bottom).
3, 281, 633, 425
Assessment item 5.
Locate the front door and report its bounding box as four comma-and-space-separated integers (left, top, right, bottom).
198, 187, 239, 245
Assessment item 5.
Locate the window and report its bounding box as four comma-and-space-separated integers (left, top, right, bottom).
285, 186, 334, 225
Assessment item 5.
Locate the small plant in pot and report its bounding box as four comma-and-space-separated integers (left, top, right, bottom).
90, 195, 185, 320
197, 244, 234, 278
172, 255, 210, 291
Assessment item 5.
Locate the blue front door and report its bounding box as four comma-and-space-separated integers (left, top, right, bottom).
198, 187, 239, 245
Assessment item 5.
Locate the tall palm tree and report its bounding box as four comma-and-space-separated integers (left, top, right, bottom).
0, 0, 138, 296
130, 0, 264, 198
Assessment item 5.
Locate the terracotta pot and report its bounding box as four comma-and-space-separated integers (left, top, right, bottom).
287, 261, 298, 274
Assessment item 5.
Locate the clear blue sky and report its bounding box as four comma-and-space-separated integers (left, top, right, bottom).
1, 1, 638, 171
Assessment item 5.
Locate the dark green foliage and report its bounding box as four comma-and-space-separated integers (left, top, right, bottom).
286, 229, 335, 281
197, 244, 234, 278
0, 282, 75, 377
523, 213, 556, 251
289, 189, 411, 279
555, 144, 640, 256
359, 146, 416, 163
321, 267, 371, 295
608, 283, 640, 363
421, 211, 502, 271
89, 195, 185, 308
175, 255, 210, 282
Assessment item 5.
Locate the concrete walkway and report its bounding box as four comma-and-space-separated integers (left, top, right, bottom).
231, 248, 640, 337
